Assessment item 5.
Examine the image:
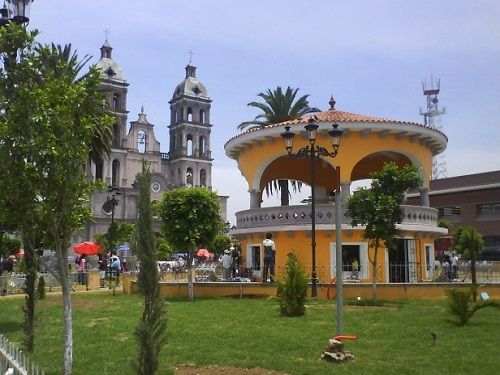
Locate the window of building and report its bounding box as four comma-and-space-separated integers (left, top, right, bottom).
200, 169, 206, 187
187, 107, 193, 122
439, 207, 461, 216
477, 203, 500, 214
112, 93, 120, 110
330, 242, 368, 279
137, 130, 146, 153
186, 168, 193, 187
248, 245, 261, 271
111, 159, 120, 187
199, 109, 205, 124
199, 136, 205, 157
187, 134, 193, 156
113, 124, 121, 148
95, 160, 103, 181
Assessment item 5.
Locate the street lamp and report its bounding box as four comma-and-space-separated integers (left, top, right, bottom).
0, 0, 34, 26
281, 117, 342, 298
104, 186, 121, 290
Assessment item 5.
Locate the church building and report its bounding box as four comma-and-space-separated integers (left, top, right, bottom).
76, 39, 227, 247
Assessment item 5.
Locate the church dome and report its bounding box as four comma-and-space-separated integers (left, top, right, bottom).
172, 62, 209, 100
94, 40, 126, 81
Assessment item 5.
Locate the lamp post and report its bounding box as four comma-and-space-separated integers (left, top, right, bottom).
0, 0, 34, 26
104, 186, 121, 290
281, 117, 342, 297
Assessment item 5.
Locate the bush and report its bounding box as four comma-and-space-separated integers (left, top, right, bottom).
445, 287, 496, 326
37, 275, 46, 300
277, 252, 309, 316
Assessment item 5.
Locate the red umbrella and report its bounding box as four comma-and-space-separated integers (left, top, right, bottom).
74, 241, 101, 256
196, 248, 211, 258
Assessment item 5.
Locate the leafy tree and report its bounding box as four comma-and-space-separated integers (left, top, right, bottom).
1, 24, 114, 373
94, 222, 135, 254
346, 162, 422, 301
211, 233, 231, 257
134, 161, 167, 375
453, 227, 483, 301
157, 187, 224, 301
277, 252, 309, 316
0, 24, 41, 352
238, 86, 319, 206
155, 235, 173, 260
0, 235, 22, 257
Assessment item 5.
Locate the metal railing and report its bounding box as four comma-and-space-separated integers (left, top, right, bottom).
0, 334, 45, 375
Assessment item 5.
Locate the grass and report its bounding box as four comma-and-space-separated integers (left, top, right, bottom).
0, 292, 499, 374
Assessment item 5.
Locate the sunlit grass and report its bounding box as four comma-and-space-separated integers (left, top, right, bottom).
0, 292, 499, 374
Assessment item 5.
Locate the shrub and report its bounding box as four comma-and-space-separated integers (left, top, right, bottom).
37, 275, 46, 300
277, 252, 309, 316
445, 287, 495, 326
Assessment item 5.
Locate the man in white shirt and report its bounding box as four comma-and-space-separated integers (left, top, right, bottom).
262, 232, 276, 283
221, 249, 233, 281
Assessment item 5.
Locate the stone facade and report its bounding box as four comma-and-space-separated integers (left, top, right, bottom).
73, 40, 226, 247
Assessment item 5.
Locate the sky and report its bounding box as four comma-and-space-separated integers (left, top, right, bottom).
30, 1, 500, 224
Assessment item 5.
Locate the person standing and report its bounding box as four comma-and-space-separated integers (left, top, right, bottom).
450, 252, 459, 281
221, 249, 232, 281
77, 254, 87, 285
262, 232, 276, 283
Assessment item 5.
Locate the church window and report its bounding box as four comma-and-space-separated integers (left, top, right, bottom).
112, 159, 120, 187
186, 168, 193, 187
174, 110, 178, 123
199, 136, 206, 157
200, 169, 206, 187
187, 134, 194, 156
137, 130, 146, 153
112, 93, 120, 110
95, 160, 103, 181
113, 124, 121, 148
187, 107, 193, 122
199, 109, 205, 124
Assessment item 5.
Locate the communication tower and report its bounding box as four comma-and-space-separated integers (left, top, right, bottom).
420, 76, 447, 179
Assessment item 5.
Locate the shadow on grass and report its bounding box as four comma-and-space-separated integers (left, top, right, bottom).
0, 320, 22, 334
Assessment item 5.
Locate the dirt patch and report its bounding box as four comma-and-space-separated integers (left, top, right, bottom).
38, 298, 106, 310
174, 365, 290, 375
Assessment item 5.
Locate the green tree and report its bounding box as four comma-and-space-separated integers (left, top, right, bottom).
94, 222, 135, 254
445, 288, 496, 325
211, 233, 231, 257
346, 162, 422, 301
0, 24, 41, 352
0, 25, 114, 373
134, 161, 167, 375
238, 86, 319, 206
453, 227, 484, 301
157, 187, 223, 301
277, 252, 309, 316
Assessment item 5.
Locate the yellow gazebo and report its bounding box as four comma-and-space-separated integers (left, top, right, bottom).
225, 100, 447, 286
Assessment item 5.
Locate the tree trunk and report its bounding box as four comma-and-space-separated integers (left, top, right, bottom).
187, 253, 194, 301
279, 180, 289, 206
56, 245, 73, 375
22, 228, 37, 352
371, 241, 379, 301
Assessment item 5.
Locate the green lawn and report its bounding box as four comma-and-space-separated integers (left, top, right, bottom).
0, 292, 499, 374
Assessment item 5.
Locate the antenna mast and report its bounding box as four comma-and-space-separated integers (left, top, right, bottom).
420, 76, 447, 179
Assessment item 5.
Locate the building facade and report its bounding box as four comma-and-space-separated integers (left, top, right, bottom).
74, 40, 226, 247
407, 170, 500, 258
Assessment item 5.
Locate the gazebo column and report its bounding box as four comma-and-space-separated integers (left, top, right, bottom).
420, 187, 430, 207
249, 189, 261, 209
340, 182, 351, 216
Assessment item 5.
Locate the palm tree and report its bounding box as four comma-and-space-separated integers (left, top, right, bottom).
453, 227, 484, 301
239, 86, 319, 206
36, 43, 113, 162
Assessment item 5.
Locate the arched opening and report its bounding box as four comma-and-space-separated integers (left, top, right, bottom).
187, 107, 193, 122
113, 124, 121, 148
199, 109, 205, 124
187, 134, 194, 156
174, 110, 178, 123
137, 130, 146, 153
112, 159, 120, 187
95, 160, 103, 181
199, 136, 206, 157
186, 168, 193, 187
200, 169, 207, 187
112, 93, 120, 110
